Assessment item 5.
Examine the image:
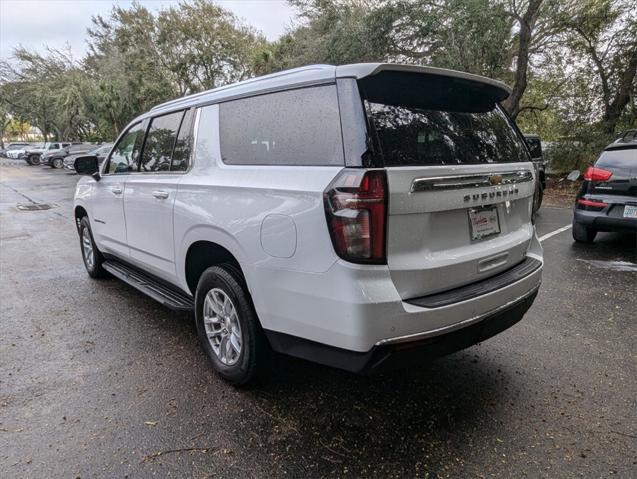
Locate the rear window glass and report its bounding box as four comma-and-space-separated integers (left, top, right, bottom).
219, 85, 344, 166
596, 148, 636, 176
360, 72, 529, 167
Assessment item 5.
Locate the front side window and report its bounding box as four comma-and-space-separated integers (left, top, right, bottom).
107, 122, 144, 174
219, 85, 344, 166
139, 110, 184, 172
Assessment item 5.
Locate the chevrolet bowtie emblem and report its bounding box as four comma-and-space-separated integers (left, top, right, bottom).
489, 174, 503, 185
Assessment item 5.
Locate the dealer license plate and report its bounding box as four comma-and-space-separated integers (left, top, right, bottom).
469, 206, 501, 240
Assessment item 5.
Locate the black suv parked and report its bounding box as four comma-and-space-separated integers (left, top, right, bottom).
41, 143, 93, 169
524, 134, 545, 212
572, 131, 637, 242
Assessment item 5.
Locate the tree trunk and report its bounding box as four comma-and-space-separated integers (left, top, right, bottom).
602, 50, 637, 135
502, 0, 543, 119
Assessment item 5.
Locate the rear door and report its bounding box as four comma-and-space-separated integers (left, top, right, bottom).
123, 109, 193, 280
359, 71, 536, 298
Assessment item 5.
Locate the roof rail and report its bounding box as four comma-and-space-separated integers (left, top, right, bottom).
150, 64, 334, 112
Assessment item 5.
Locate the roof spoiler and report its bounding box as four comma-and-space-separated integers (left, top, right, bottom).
336, 63, 511, 102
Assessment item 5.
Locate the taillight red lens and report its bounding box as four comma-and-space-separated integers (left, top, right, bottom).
583, 167, 612, 182
324, 169, 387, 264
577, 198, 607, 208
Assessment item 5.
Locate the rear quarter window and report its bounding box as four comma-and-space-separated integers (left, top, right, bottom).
219, 85, 344, 166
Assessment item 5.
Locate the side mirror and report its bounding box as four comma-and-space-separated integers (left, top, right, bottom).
566, 170, 580, 182
74, 155, 100, 181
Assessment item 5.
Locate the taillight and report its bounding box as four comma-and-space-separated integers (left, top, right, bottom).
324, 169, 387, 264
576, 198, 607, 210
583, 167, 612, 182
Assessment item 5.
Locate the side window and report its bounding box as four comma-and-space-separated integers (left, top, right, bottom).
219, 85, 344, 166
106, 122, 144, 174
171, 109, 194, 172
139, 111, 184, 172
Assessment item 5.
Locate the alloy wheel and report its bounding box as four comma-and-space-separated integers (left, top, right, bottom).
82, 228, 94, 270
203, 288, 242, 365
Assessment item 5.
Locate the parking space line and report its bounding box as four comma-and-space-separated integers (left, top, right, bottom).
539, 224, 572, 242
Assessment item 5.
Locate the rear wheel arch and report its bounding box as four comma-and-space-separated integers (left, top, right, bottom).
185, 240, 245, 295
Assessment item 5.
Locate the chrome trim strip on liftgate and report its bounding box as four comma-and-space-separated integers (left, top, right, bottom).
411, 170, 533, 193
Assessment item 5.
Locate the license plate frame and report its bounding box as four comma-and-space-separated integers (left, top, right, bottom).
624, 205, 637, 219
468, 206, 501, 241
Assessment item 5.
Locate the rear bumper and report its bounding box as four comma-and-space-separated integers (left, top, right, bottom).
250, 233, 542, 355
265, 287, 538, 373
574, 208, 637, 232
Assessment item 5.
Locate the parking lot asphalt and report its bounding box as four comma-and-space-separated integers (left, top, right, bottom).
1, 159, 635, 478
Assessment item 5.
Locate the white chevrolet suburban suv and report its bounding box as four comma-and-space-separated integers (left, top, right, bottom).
73, 63, 543, 385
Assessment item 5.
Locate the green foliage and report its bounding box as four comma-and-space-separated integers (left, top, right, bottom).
0, 47, 93, 140
1, 0, 265, 141
0, 0, 635, 159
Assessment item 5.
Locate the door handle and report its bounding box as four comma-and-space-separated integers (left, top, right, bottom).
152, 190, 169, 199
111, 186, 122, 195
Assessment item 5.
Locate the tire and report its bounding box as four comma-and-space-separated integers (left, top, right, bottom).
535, 183, 544, 211
195, 264, 270, 386
572, 220, 597, 243
531, 183, 543, 224
79, 216, 107, 278
29, 154, 41, 166
52, 157, 63, 169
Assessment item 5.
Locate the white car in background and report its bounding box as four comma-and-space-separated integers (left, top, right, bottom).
6, 145, 35, 159
20, 142, 72, 165
73, 63, 543, 385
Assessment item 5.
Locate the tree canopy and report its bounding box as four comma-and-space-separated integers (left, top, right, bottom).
1, 0, 635, 167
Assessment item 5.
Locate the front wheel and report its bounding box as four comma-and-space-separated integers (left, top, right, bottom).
52, 157, 64, 169
27, 154, 41, 166
79, 217, 107, 277
195, 265, 270, 386
572, 221, 597, 243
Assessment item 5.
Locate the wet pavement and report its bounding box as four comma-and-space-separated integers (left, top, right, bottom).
1, 159, 636, 478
